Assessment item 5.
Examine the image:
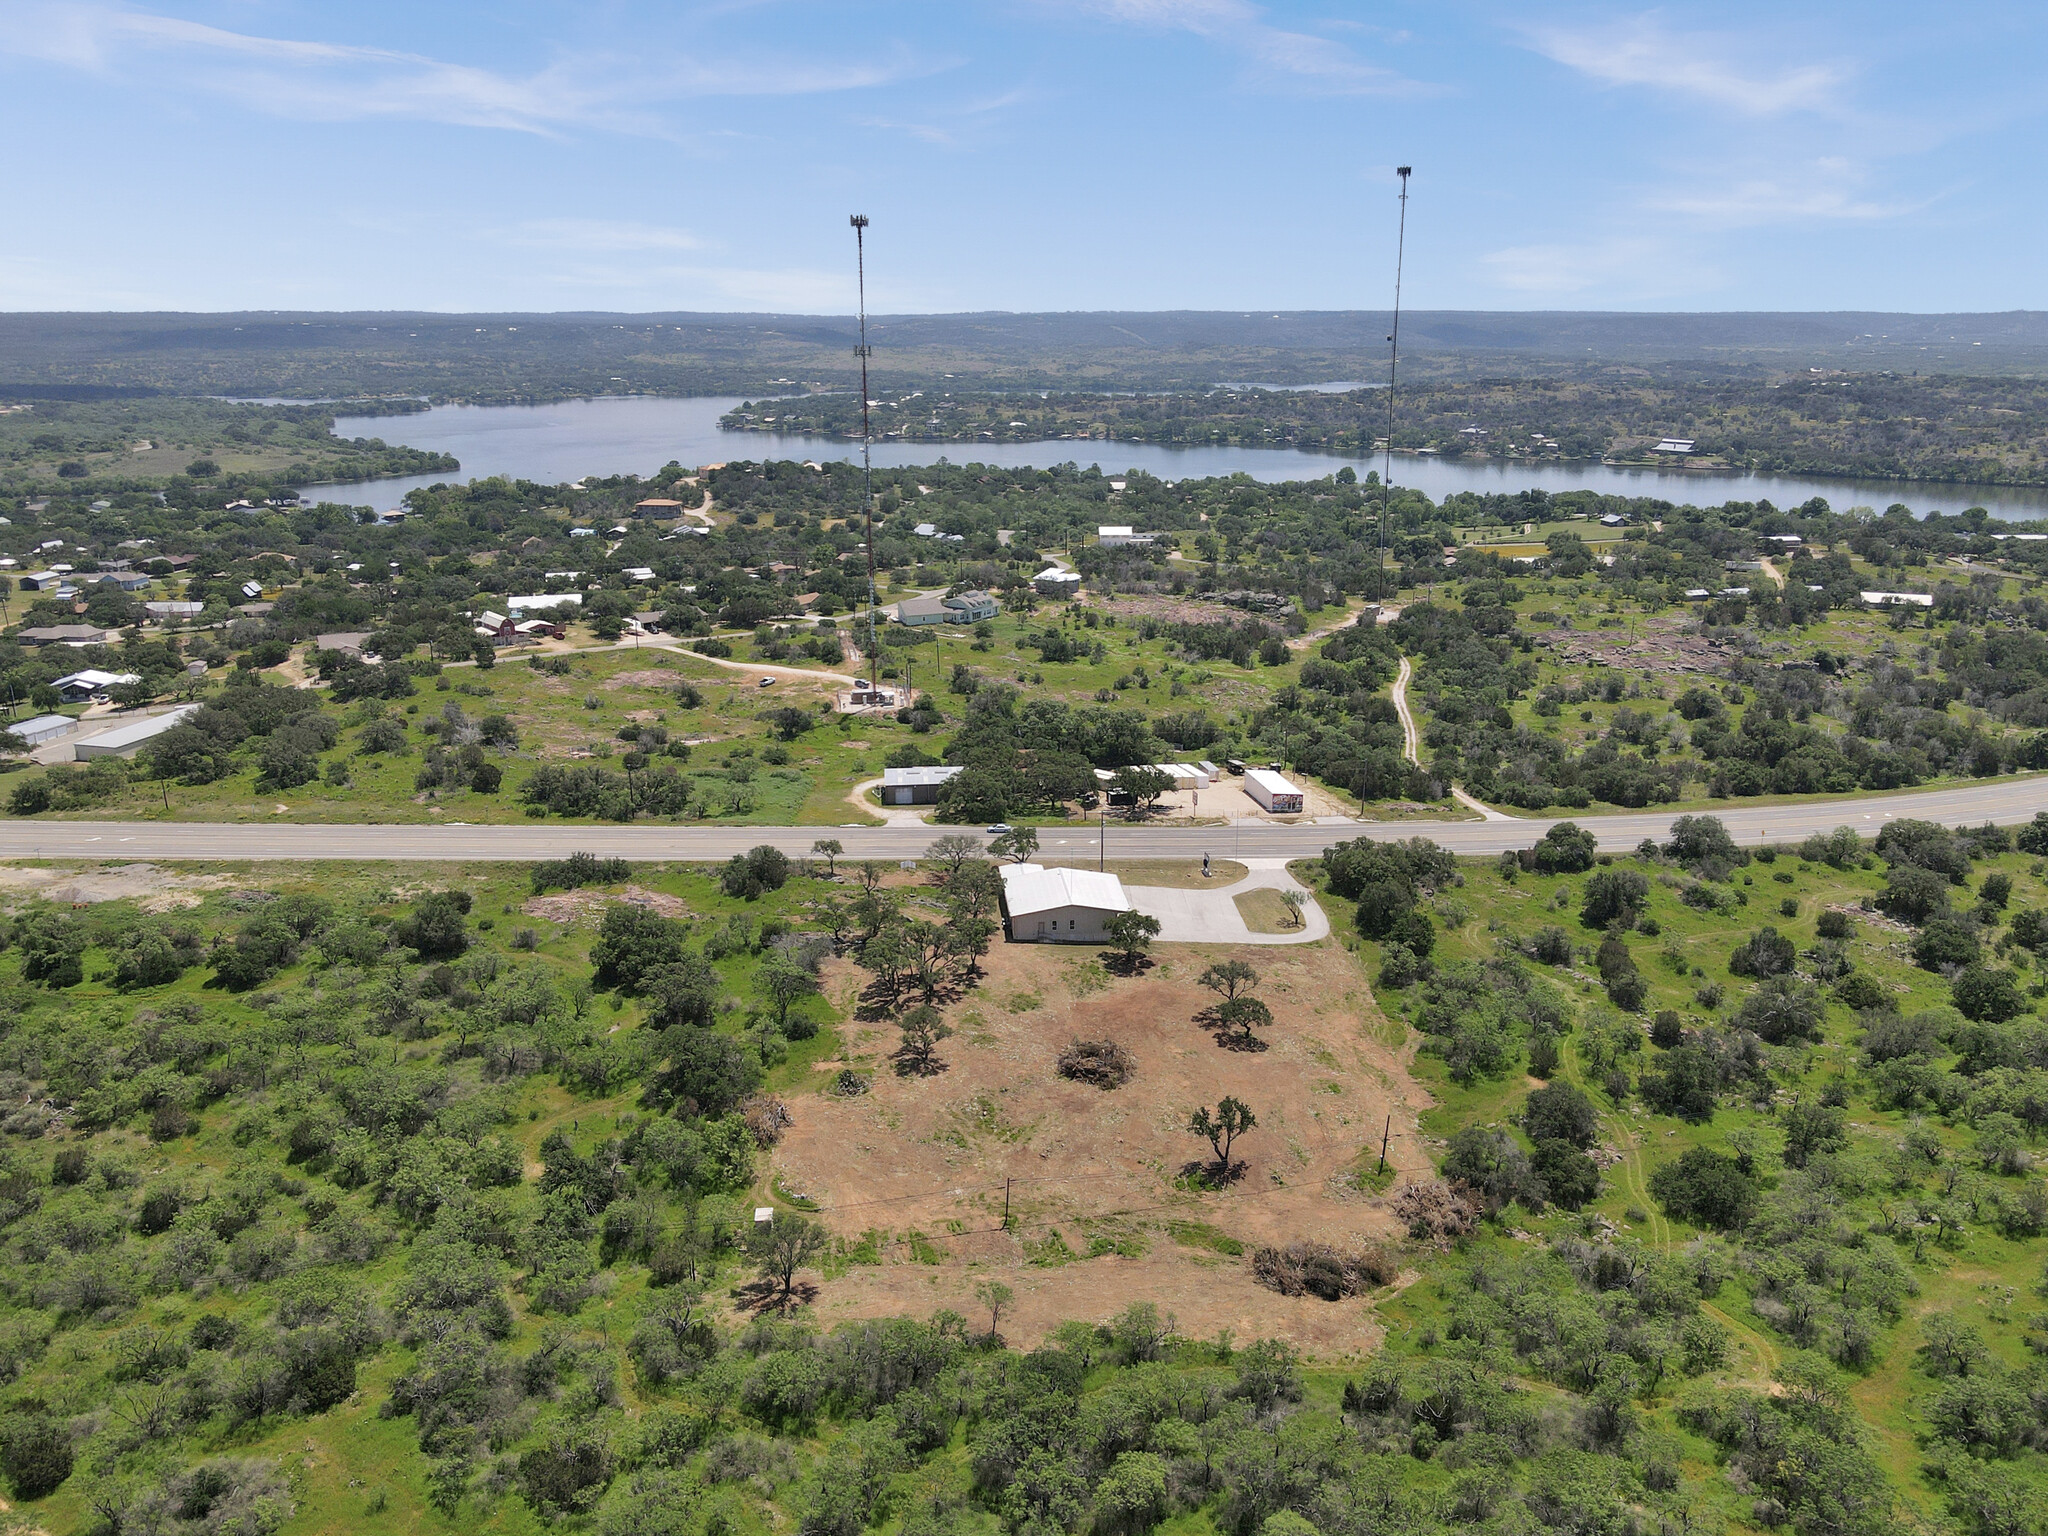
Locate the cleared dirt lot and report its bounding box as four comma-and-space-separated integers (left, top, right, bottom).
772, 926, 1434, 1355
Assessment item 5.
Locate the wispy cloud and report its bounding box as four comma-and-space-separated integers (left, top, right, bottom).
857, 85, 1038, 147
1525, 14, 1847, 116
1651, 158, 1911, 226
541, 262, 853, 311
1046, 0, 1425, 95
508, 220, 709, 254
0, 3, 930, 135
1476, 237, 1717, 300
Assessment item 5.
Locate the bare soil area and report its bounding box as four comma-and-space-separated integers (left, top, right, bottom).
0, 863, 233, 911
522, 884, 690, 926
771, 932, 1434, 1354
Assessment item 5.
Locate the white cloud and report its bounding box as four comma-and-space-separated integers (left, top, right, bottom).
1046, 0, 1422, 95
1475, 238, 1716, 300
1526, 15, 1846, 116
0, 3, 929, 135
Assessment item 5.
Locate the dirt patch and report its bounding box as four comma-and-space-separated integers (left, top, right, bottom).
522, 883, 691, 925
1536, 614, 1732, 675
0, 864, 233, 910
773, 935, 1435, 1354
605, 668, 681, 690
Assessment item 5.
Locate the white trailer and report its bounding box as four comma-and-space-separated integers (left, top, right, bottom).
1244, 768, 1304, 813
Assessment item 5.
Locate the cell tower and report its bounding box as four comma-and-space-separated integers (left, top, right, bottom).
851, 214, 878, 668
1378, 166, 1412, 607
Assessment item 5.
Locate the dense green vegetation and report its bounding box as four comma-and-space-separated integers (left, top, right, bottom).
8, 309, 2048, 401
729, 373, 2048, 485
0, 397, 456, 497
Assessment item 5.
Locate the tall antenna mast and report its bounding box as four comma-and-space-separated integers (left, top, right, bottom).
1378, 166, 1411, 608
851, 214, 878, 670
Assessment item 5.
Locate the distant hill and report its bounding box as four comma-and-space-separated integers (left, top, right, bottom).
3, 308, 2045, 399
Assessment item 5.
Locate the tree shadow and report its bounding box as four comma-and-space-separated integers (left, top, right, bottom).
1209, 1029, 1270, 1053
1101, 952, 1156, 978
734, 1278, 820, 1315
1176, 1158, 1248, 1188
892, 1049, 951, 1078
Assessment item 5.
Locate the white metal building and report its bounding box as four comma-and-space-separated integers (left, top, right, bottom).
1862, 591, 1934, 608
880, 765, 964, 805
1096, 526, 1155, 547
998, 864, 1132, 943
9, 715, 74, 747
1244, 768, 1305, 813
70, 705, 198, 760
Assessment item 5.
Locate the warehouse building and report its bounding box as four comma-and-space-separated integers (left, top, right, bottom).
880, 765, 964, 805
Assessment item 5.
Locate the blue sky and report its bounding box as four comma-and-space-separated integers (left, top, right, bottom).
2, 1, 2041, 314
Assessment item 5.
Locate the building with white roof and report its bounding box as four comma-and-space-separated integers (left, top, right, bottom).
508, 593, 584, 614
52, 669, 140, 702
8, 715, 75, 747
70, 704, 198, 760
1096, 526, 1155, 547
1862, 590, 1934, 608
1034, 568, 1082, 597
880, 765, 964, 804
998, 864, 1132, 943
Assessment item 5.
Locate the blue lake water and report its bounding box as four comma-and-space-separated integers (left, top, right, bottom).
300, 394, 2048, 523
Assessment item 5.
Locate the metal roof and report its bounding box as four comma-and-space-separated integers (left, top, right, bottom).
998, 863, 1131, 918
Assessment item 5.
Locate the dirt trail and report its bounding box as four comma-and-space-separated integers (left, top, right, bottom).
1392, 657, 1422, 764
1391, 655, 1512, 823
1757, 556, 1786, 589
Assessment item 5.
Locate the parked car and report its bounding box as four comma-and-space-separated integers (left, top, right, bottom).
757, 676, 775, 688
986, 823, 1015, 835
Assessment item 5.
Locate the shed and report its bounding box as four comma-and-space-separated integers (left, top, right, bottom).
1244, 768, 1304, 813
9, 715, 75, 747
1034, 568, 1082, 597
880, 765, 965, 804
998, 864, 1132, 943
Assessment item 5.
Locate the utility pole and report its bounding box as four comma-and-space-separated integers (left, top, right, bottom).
1001, 1177, 1013, 1230
1376, 1114, 1391, 1176
851, 214, 879, 677
1378, 167, 1412, 610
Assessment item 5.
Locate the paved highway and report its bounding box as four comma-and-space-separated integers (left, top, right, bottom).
0, 776, 2044, 862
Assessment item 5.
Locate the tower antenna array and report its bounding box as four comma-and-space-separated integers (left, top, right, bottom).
851, 214, 878, 669
1378, 166, 1412, 607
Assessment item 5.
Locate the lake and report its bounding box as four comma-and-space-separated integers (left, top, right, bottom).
302, 394, 2048, 522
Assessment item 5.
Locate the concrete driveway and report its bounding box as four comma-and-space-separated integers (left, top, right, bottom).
1126, 859, 1330, 946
